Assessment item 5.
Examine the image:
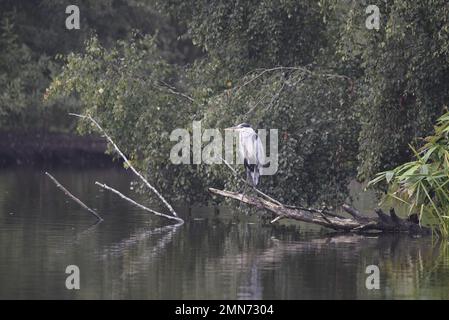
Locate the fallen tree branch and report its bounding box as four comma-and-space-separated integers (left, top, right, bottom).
96, 182, 183, 224
209, 188, 432, 235
45, 172, 103, 221
219, 157, 346, 220
341, 204, 368, 222
69, 113, 178, 218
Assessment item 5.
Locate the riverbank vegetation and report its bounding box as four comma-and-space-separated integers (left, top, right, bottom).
369, 112, 449, 237
2, 1, 449, 233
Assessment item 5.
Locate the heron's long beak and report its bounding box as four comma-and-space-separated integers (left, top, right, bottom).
225, 126, 239, 131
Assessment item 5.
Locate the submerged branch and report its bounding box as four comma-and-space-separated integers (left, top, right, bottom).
45, 172, 103, 221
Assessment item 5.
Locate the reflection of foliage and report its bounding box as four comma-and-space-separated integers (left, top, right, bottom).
98, 226, 449, 299
369, 112, 449, 237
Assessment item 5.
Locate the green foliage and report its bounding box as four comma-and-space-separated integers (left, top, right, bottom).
14, 0, 449, 210
0, 12, 74, 131
48, 32, 359, 206
44, 0, 360, 206
197, 66, 359, 205
47, 35, 223, 202
157, 0, 328, 70
0, 0, 196, 132
327, 0, 449, 180
368, 112, 449, 237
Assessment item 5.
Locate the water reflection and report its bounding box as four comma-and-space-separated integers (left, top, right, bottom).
0, 167, 448, 299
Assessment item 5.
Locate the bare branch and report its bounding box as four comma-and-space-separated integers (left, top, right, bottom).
45, 172, 103, 221
69, 113, 178, 218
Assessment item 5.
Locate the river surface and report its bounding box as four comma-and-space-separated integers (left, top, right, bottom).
0, 167, 448, 299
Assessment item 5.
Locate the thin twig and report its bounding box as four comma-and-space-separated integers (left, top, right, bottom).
45, 172, 103, 221
69, 113, 178, 218
244, 90, 272, 116
265, 81, 286, 112
270, 215, 284, 224
234, 66, 350, 96
157, 80, 195, 103
96, 182, 184, 224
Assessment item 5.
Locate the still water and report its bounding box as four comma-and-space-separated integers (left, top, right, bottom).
0, 167, 448, 299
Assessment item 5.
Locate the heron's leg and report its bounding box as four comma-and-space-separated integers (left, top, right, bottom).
239, 184, 248, 208
238, 175, 250, 211
252, 186, 265, 210
241, 184, 249, 200
243, 170, 255, 199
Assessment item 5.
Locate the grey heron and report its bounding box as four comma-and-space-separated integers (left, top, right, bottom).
225, 123, 265, 187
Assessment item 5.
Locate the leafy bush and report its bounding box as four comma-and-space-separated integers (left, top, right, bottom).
368, 112, 449, 237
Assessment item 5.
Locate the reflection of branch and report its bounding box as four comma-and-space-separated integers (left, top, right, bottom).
96, 182, 184, 224
100, 222, 182, 260
66, 220, 102, 247
45, 172, 103, 221
103, 223, 182, 281
69, 113, 179, 219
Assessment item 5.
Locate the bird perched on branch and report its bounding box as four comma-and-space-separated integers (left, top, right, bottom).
225, 123, 265, 187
